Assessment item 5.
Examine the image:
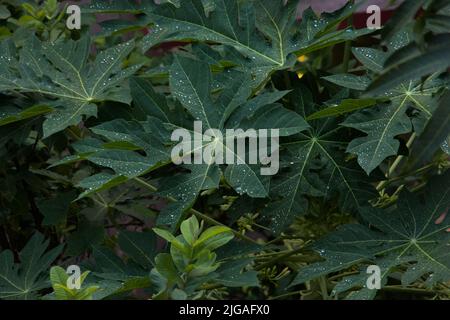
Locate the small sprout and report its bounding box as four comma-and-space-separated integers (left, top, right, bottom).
49, 266, 99, 300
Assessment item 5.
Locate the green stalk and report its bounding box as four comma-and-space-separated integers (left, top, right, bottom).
377, 133, 417, 191
342, 1, 355, 73
318, 276, 329, 300
254, 246, 308, 271
381, 285, 448, 296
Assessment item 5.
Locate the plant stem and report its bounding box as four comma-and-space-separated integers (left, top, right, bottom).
342, 1, 355, 73
318, 276, 329, 300
270, 285, 449, 300
200, 283, 224, 291
381, 285, 447, 296
342, 41, 352, 73
91, 196, 106, 207
269, 290, 303, 300
283, 71, 292, 89
133, 177, 158, 192
66, 126, 82, 140
254, 246, 307, 271
96, 193, 108, 206
378, 163, 434, 190
328, 270, 360, 281
377, 133, 417, 191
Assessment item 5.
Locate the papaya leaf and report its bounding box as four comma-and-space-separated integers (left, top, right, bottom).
261, 87, 378, 234
344, 78, 445, 174
291, 172, 450, 299
0, 233, 63, 300
0, 35, 140, 137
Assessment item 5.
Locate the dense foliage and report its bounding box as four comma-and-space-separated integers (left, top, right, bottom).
0, 0, 449, 300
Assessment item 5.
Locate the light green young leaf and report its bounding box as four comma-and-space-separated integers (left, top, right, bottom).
153, 228, 178, 243
49, 266, 68, 287
194, 226, 234, 251
180, 216, 200, 245
50, 267, 96, 300
154, 253, 181, 284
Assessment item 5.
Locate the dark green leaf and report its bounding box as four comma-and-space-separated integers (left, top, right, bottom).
0, 233, 62, 300
291, 172, 450, 299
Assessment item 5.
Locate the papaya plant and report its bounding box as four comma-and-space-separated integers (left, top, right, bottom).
0, 0, 449, 301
